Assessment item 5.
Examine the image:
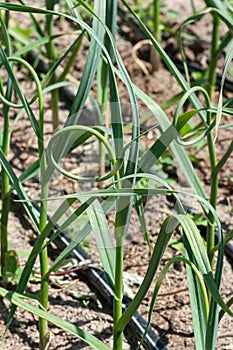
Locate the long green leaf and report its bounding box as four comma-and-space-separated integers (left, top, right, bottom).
46, 197, 116, 277
115, 216, 179, 333
0, 287, 110, 350
137, 256, 208, 350
67, 0, 106, 119
177, 214, 233, 349
184, 236, 207, 350
87, 200, 115, 288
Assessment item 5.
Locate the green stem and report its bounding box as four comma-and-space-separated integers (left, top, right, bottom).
38, 178, 49, 349
45, 0, 59, 130
35, 48, 49, 349
59, 35, 83, 82
115, 216, 173, 334
190, 0, 197, 13
113, 166, 124, 350
206, 12, 219, 275
51, 88, 59, 130
153, 0, 161, 43
45, 1, 56, 64
0, 23, 12, 278
97, 0, 117, 183
38, 153, 49, 350
4, 0, 10, 28
1, 171, 10, 277
206, 111, 218, 270
99, 139, 106, 182
113, 236, 124, 350
150, 0, 161, 70
1, 105, 10, 277
207, 13, 220, 99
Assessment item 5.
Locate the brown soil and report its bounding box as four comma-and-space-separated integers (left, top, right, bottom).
0, 1, 233, 350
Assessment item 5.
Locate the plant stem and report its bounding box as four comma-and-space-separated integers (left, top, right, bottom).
59, 36, 83, 82
4, 0, 10, 28
1, 167, 10, 278
37, 51, 49, 349
150, 0, 161, 71
190, 0, 197, 13
45, 0, 59, 130
206, 111, 218, 270
206, 13, 220, 271
97, 0, 117, 184
207, 13, 220, 99
113, 236, 124, 350
1, 111, 10, 278
153, 0, 161, 43
38, 155, 49, 350
113, 171, 125, 350
0, 23, 12, 277
51, 86, 59, 130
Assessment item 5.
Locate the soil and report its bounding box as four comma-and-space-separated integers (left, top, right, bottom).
0, 1, 233, 350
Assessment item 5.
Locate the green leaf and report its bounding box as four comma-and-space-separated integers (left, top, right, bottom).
45, 197, 115, 278
0, 287, 110, 350
87, 200, 115, 288
115, 216, 179, 333
137, 255, 208, 349
184, 236, 207, 349
177, 214, 233, 349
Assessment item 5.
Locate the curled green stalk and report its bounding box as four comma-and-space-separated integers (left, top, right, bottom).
46, 125, 123, 183
46, 124, 156, 186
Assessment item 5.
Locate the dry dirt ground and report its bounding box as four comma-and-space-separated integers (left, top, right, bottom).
0, 1, 233, 349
